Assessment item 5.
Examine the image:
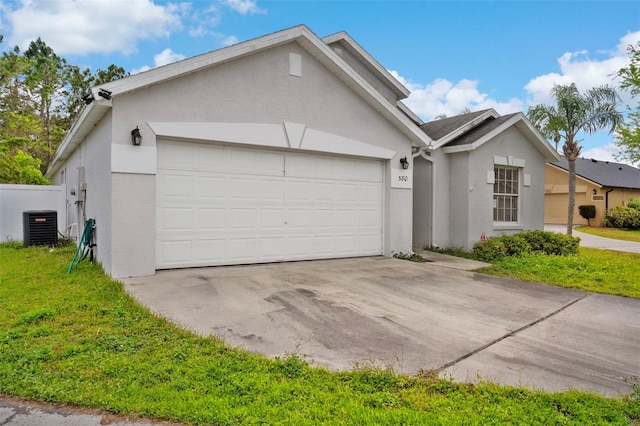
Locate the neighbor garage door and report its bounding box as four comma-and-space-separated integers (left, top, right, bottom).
156, 140, 383, 269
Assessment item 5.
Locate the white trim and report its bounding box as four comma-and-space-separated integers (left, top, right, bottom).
111, 144, 157, 174
289, 52, 302, 77
148, 121, 397, 159
322, 31, 410, 99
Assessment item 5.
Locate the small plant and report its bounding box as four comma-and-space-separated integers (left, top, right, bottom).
392, 251, 426, 262
578, 205, 596, 226
473, 231, 580, 262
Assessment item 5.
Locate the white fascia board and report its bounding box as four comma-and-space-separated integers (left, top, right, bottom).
514, 114, 561, 161
432, 109, 499, 149
397, 101, 424, 126
45, 99, 112, 178
322, 31, 410, 99
98, 25, 313, 95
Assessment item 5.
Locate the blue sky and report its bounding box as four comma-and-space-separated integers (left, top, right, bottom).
1, 0, 639, 162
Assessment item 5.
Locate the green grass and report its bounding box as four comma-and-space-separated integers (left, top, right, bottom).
1, 243, 638, 424
476, 248, 640, 299
576, 226, 640, 243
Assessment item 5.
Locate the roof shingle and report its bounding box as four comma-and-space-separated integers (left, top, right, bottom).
551, 157, 640, 189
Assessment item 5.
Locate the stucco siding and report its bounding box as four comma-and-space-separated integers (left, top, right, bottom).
412, 156, 433, 249
52, 112, 113, 273
448, 152, 470, 248
430, 149, 450, 248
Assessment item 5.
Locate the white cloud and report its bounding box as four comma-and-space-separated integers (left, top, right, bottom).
390, 71, 523, 121
581, 144, 634, 165
4, 0, 183, 55
131, 48, 186, 74
222, 0, 265, 15
525, 31, 640, 106
220, 35, 239, 47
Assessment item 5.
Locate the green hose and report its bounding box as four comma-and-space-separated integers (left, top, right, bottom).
67, 218, 95, 274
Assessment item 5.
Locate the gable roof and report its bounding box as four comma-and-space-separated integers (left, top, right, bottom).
419, 109, 560, 162
47, 25, 431, 177
549, 157, 640, 189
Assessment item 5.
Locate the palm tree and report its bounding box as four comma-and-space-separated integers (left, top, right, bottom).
528, 83, 621, 235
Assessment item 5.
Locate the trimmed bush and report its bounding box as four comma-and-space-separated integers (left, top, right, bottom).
628, 198, 640, 211
578, 205, 596, 225
604, 206, 640, 229
473, 231, 580, 262
518, 230, 580, 256
472, 237, 506, 262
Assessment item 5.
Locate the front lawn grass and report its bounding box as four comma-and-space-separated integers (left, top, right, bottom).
576, 226, 640, 243
1, 243, 638, 424
475, 248, 640, 299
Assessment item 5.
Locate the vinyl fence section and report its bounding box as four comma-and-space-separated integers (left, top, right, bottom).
0, 184, 66, 242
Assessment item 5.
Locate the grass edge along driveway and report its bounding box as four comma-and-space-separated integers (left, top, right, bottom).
1, 243, 638, 425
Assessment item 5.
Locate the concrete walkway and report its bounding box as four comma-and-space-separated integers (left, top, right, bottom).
544, 224, 640, 253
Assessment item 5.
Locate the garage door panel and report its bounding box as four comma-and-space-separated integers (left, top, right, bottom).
157, 141, 383, 268
195, 176, 227, 199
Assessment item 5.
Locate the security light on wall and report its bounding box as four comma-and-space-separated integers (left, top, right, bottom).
400, 156, 409, 169
131, 126, 142, 146
592, 188, 597, 195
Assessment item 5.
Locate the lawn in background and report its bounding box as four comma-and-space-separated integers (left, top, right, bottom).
1, 243, 637, 424
576, 226, 640, 243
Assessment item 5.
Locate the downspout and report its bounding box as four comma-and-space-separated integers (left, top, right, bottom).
605, 188, 614, 210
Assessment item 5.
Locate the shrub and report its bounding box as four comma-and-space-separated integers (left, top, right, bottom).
472, 237, 507, 262
500, 235, 531, 257
604, 206, 640, 229
578, 205, 596, 225
519, 230, 580, 256
628, 198, 640, 211
473, 231, 580, 262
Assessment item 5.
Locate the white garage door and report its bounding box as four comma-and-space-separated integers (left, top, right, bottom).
156, 140, 383, 269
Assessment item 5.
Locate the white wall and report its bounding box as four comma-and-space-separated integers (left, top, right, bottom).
0, 184, 66, 241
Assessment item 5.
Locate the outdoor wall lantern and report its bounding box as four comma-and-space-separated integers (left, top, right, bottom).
400, 156, 409, 169
592, 188, 597, 195
131, 126, 142, 146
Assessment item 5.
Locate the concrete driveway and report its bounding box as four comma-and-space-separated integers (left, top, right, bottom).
123, 257, 640, 397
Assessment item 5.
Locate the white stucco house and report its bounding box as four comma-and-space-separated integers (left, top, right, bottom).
46, 25, 559, 278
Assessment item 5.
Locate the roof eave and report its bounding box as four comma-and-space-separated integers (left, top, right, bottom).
45, 97, 112, 178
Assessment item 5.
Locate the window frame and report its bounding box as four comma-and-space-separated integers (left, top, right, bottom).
493, 166, 520, 224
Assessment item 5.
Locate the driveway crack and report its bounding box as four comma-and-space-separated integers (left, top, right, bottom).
436, 293, 592, 372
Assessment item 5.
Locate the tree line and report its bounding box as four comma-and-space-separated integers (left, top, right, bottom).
0, 35, 127, 184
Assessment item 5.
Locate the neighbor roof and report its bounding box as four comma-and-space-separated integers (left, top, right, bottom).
549, 157, 640, 190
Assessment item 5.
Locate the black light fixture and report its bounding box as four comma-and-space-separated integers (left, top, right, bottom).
592, 188, 597, 195
400, 156, 409, 169
98, 88, 112, 100
82, 92, 94, 105
131, 126, 142, 146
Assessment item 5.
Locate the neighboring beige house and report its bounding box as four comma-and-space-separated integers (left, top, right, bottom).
45, 25, 558, 278
545, 157, 640, 227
